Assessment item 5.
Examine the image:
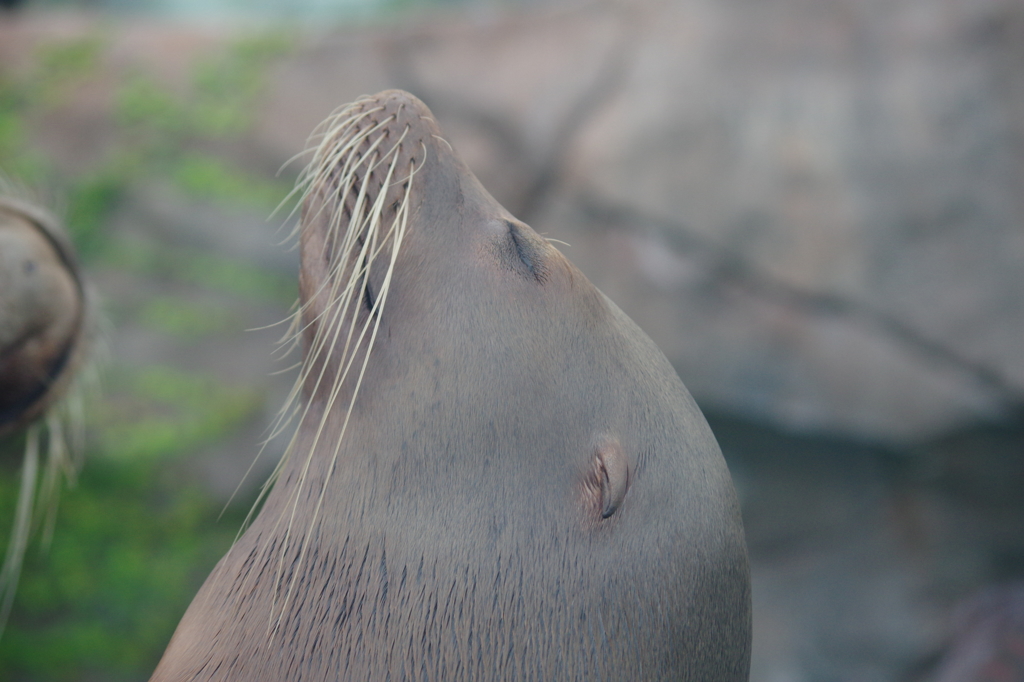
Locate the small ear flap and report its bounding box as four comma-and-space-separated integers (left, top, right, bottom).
595, 437, 630, 519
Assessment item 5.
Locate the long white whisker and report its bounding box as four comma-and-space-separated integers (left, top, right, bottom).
243, 99, 421, 636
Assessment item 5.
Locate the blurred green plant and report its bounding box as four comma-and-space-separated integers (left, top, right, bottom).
0, 81, 48, 185
171, 153, 289, 211
35, 36, 105, 106
1, 29, 297, 259
102, 234, 295, 304
0, 360, 265, 679
0, 454, 251, 681
190, 32, 293, 136
138, 296, 239, 338
94, 366, 263, 461
0, 26, 298, 682
66, 166, 127, 258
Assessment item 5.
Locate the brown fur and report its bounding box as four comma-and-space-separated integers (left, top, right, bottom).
150, 90, 751, 681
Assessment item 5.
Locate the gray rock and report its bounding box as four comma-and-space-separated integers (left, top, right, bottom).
250, 0, 1024, 441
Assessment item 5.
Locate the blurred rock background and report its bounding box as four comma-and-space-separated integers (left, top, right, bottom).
0, 0, 1021, 680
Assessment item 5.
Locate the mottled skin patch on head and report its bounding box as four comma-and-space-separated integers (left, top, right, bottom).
150, 90, 751, 681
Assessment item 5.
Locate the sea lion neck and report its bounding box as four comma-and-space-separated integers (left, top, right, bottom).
149, 90, 751, 682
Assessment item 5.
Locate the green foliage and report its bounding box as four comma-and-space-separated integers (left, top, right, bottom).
0, 359, 264, 680
171, 153, 292, 211
138, 296, 239, 338
3, 29, 298, 263
0, 78, 49, 185
115, 76, 190, 142
0, 455, 249, 681
115, 31, 294, 144
0, 36, 104, 185
65, 167, 127, 258
0, 28, 299, 681
179, 250, 296, 302
189, 32, 293, 137
34, 36, 104, 107
94, 366, 263, 461
101, 235, 296, 304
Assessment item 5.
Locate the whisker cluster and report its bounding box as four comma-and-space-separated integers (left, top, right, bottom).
241, 96, 424, 635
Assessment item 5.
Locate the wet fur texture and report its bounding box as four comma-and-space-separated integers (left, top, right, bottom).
150, 91, 751, 681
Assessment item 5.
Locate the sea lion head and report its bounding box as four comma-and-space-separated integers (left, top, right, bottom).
0, 193, 91, 639
151, 89, 751, 681
0, 197, 86, 438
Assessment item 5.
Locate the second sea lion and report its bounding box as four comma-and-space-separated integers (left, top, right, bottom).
0, 197, 86, 437
0, 193, 91, 637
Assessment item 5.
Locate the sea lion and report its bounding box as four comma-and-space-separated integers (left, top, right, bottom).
0, 197, 86, 438
0, 193, 90, 635
150, 89, 751, 681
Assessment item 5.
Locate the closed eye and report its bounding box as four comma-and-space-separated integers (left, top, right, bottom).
360, 252, 377, 312
507, 220, 545, 282
363, 275, 375, 311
